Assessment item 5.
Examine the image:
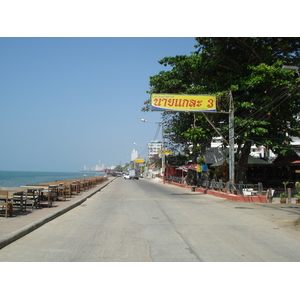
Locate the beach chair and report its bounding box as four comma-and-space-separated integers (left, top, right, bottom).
0, 191, 11, 218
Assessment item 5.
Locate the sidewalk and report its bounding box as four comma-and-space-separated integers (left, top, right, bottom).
162, 179, 300, 204
0, 177, 115, 250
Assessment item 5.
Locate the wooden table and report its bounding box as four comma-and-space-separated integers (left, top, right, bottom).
20, 186, 45, 209
0, 187, 27, 213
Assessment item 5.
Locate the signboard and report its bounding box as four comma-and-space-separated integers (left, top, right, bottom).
151, 93, 216, 112
158, 150, 172, 155
136, 159, 145, 163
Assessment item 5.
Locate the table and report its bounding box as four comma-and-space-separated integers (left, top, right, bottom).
20, 186, 46, 209
0, 187, 27, 213
71, 182, 80, 195
56, 186, 67, 201
39, 186, 55, 207
34, 183, 60, 203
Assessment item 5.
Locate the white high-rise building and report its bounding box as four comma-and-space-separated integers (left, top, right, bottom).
131, 149, 138, 161
147, 140, 162, 161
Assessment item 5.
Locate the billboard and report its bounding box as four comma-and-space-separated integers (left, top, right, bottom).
151, 93, 216, 112
136, 159, 145, 163
158, 150, 172, 155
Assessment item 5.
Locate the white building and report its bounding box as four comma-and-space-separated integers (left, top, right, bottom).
206, 136, 278, 165
131, 149, 138, 161
147, 140, 162, 161
83, 163, 105, 172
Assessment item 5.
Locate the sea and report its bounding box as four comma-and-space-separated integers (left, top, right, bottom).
0, 170, 106, 187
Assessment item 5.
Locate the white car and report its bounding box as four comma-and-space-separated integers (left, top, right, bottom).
123, 174, 130, 179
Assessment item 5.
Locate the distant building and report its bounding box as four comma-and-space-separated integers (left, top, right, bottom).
147, 140, 162, 162
83, 163, 105, 172
131, 149, 138, 161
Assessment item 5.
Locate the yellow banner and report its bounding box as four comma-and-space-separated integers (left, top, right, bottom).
136, 159, 145, 163
158, 150, 172, 155
151, 94, 216, 112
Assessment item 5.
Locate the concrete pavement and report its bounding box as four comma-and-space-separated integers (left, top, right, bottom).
1, 176, 296, 251
0, 177, 115, 250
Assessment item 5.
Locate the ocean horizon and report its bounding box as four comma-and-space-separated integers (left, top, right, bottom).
0, 170, 106, 187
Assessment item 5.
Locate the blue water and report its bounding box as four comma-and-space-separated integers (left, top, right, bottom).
0, 170, 106, 187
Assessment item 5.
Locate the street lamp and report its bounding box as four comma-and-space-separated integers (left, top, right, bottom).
141, 119, 165, 178
282, 65, 300, 77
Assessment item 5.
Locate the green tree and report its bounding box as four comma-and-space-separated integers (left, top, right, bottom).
143, 54, 227, 163
194, 38, 300, 181
143, 37, 300, 182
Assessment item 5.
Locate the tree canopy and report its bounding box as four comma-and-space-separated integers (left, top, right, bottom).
143, 37, 300, 182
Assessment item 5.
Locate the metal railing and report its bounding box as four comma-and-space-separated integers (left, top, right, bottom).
166, 176, 184, 184
166, 176, 264, 195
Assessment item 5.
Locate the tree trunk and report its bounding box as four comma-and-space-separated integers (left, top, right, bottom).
235, 140, 252, 183
192, 142, 199, 164
200, 145, 207, 163
191, 142, 199, 185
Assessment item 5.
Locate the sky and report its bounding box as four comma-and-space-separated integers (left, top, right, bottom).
0, 37, 198, 171
0, 2, 295, 172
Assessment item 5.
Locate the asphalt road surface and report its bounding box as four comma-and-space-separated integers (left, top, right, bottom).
1, 177, 300, 262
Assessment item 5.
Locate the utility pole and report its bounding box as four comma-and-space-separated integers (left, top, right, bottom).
161, 122, 165, 177
229, 90, 235, 184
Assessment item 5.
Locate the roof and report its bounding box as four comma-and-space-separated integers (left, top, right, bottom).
211, 156, 272, 167
273, 152, 300, 165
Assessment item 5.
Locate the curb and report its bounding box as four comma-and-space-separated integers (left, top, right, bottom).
0, 178, 115, 250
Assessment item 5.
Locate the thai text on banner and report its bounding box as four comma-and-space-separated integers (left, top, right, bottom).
151, 94, 216, 112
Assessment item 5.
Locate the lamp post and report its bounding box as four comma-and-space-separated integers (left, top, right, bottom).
141, 119, 165, 178
282, 65, 300, 77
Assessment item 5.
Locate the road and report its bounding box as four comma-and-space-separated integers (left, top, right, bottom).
1, 177, 300, 261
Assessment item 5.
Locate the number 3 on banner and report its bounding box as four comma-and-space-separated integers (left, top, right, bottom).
207, 99, 214, 108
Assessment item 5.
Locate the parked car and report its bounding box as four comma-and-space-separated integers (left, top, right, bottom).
123, 174, 130, 179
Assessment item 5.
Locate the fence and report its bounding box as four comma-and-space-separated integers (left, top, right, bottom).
166, 175, 264, 196
166, 176, 184, 185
